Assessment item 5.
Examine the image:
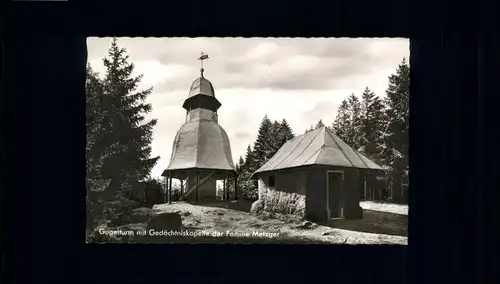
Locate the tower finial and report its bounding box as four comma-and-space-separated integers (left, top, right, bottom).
197, 52, 209, 77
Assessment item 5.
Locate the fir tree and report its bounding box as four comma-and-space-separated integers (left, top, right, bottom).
100, 38, 160, 186
305, 124, 315, 133
270, 120, 283, 156
86, 64, 116, 233
86, 64, 109, 180
359, 87, 386, 164
382, 58, 410, 176
85, 40, 161, 235
253, 115, 275, 165
238, 145, 258, 200
242, 145, 257, 173
279, 119, 295, 144
332, 99, 352, 143
236, 156, 245, 173
315, 119, 325, 129
347, 93, 363, 150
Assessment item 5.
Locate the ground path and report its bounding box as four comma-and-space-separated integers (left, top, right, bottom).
151, 201, 408, 244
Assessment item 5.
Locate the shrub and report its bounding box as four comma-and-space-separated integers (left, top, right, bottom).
238, 178, 258, 201
143, 179, 164, 207
86, 178, 142, 240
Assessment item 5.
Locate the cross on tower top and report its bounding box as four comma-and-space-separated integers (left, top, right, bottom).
197, 52, 209, 77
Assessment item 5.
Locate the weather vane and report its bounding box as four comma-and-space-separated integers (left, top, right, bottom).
197, 52, 209, 77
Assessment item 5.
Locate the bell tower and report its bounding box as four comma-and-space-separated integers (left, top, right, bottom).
162, 52, 238, 204
182, 52, 222, 123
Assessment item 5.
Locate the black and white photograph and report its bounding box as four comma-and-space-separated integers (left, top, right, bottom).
86, 37, 409, 244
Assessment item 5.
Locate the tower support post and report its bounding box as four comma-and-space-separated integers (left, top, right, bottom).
196, 171, 199, 203
168, 175, 173, 204
222, 177, 226, 201
234, 175, 238, 201
180, 177, 184, 198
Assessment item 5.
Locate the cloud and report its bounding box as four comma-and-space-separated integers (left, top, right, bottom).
88, 37, 409, 93
87, 37, 409, 177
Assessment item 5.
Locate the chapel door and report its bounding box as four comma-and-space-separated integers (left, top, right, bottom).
327, 172, 343, 219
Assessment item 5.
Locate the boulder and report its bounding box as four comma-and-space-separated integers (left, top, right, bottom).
147, 212, 182, 231
294, 221, 315, 230
110, 207, 155, 226
128, 207, 155, 223
321, 230, 339, 236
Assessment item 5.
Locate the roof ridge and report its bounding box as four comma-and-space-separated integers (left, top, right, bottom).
326, 128, 356, 167
282, 128, 324, 169
312, 128, 328, 164
352, 149, 370, 168
309, 145, 326, 164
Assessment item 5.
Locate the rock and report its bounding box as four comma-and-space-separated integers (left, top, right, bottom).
128, 207, 155, 223
294, 221, 314, 230
322, 230, 338, 236
147, 212, 182, 231
110, 207, 155, 226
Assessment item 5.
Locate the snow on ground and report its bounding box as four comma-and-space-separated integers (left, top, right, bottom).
153, 202, 407, 245
360, 201, 408, 216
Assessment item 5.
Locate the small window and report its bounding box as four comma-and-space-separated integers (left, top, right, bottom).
268, 175, 276, 187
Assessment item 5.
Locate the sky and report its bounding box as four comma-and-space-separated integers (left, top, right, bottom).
86, 37, 409, 179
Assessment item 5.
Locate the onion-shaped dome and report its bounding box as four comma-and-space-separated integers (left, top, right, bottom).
182, 77, 221, 111
188, 77, 215, 99
165, 113, 236, 172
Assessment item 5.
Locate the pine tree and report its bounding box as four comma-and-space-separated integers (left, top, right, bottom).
253, 115, 275, 165
347, 93, 363, 150
242, 145, 257, 173
305, 124, 315, 133
382, 58, 410, 176
86, 40, 162, 236
332, 99, 352, 143
237, 145, 258, 200
236, 156, 245, 173
86, 64, 117, 234
86, 64, 108, 180
315, 119, 325, 129
359, 87, 386, 164
279, 119, 295, 144
269, 120, 282, 156
100, 38, 160, 187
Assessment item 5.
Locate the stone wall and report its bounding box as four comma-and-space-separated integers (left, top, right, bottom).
255, 171, 307, 219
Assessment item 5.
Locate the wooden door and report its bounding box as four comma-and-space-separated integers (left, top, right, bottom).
327, 172, 343, 219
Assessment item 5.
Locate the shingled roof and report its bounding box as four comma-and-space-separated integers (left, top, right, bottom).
163, 114, 236, 173
252, 126, 383, 177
